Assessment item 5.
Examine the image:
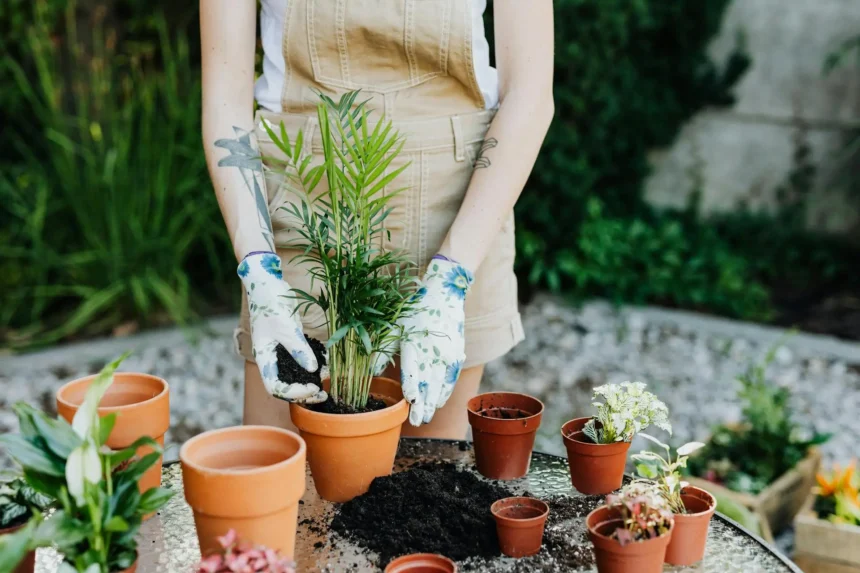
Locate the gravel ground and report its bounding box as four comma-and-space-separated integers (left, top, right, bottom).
2, 295, 859, 554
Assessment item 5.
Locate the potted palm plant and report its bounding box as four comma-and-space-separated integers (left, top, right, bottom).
0, 355, 173, 573
261, 92, 419, 502
561, 382, 671, 495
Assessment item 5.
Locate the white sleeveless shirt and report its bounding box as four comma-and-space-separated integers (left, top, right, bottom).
255, 0, 499, 112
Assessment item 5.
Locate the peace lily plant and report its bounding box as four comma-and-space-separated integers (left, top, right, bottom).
633, 436, 706, 513
583, 382, 672, 444
0, 355, 173, 573
261, 91, 419, 409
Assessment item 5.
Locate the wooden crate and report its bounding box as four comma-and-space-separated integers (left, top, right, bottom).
685, 448, 821, 542
793, 493, 860, 573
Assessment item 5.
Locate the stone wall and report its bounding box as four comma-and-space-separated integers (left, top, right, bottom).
646, 0, 860, 234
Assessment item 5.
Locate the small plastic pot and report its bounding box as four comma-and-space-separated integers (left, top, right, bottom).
491, 497, 549, 558
561, 418, 630, 495
467, 392, 544, 480
0, 522, 35, 573
384, 553, 458, 572
664, 486, 716, 565
586, 505, 673, 573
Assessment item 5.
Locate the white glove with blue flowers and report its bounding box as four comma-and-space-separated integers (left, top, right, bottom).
238, 251, 325, 403
399, 256, 474, 426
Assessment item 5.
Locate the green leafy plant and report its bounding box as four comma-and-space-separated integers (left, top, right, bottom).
0, 476, 52, 529
686, 344, 831, 494
581, 382, 672, 444
633, 437, 705, 514
261, 92, 419, 409
0, 354, 174, 572
604, 481, 674, 546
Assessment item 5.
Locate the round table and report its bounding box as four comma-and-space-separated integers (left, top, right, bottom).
35, 439, 801, 572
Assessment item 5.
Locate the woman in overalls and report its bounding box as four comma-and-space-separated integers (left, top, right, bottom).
201, 0, 554, 437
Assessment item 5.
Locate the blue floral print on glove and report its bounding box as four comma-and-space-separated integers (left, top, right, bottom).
239, 252, 325, 404
398, 256, 474, 426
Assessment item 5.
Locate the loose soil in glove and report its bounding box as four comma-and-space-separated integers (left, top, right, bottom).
332, 462, 514, 564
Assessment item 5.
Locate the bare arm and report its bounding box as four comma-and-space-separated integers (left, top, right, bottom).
201, 0, 273, 262
438, 0, 554, 272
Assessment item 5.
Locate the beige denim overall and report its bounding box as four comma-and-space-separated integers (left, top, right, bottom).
237, 0, 524, 371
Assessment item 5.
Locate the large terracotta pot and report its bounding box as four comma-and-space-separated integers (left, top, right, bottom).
467, 393, 544, 480
0, 523, 35, 573
561, 418, 630, 495
290, 377, 408, 502
57, 372, 170, 495
664, 486, 716, 566
180, 426, 306, 558
586, 505, 673, 573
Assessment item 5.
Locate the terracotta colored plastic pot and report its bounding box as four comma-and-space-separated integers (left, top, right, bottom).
491, 497, 549, 558
290, 377, 407, 502
384, 553, 458, 572
664, 486, 716, 566
0, 523, 35, 573
466, 392, 544, 480
180, 426, 306, 558
561, 418, 630, 495
57, 372, 170, 495
586, 505, 673, 573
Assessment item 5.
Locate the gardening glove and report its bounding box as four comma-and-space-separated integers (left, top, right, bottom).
398, 256, 474, 426
238, 251, 325, 404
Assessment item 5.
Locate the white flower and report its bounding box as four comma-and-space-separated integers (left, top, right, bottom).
66, 440, 102, 505
677, 441, 705, 457
71, 364, 117, 440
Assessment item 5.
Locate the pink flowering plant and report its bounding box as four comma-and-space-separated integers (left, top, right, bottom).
604, 482, 674, 546
196, 530, 296, 573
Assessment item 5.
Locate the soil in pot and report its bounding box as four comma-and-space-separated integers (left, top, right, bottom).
664, 486, 716, 566
332, 462, 514, 565
467, 393, 544, 480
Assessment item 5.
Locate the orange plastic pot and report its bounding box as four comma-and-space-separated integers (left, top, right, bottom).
586, 505, 673, 573
290, 377, 408, 502
664, 486, 716, 566
0, 523, 35, 573
57, 373, 170, 495
467, 393, 544, 480
491, 497, 549, 558
384, 553, 458, 572
180, 426, 306, 558
561, 418, 630, 495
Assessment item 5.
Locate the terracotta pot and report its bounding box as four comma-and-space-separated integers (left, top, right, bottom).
490, 497, 549, 558
290, 377, 408, 502
180, 426, 306, 558
560, 418, 630, 495
57, 372, 170, 495
586, 505, 673, 573
116, 563, 137, 573
466, 392, 544, 480
664, 486, 716, 566
384, 553, 458, 572
0, 522, 35, 573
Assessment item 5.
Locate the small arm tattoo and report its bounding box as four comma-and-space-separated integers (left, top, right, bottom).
215, 127, 276, 251
473, 137, 498, 169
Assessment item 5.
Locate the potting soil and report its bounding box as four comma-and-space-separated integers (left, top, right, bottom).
332, 462, 514, 564
275, 337, 326, 388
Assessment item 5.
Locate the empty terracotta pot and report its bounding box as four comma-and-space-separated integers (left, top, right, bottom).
0, 523, 35, 573
57, 372, 170, 494
586, 505, 673, 573
467, 392, 544, 480
664, 486, 716, 565
491, 497, 549, 558
180, 426, 306, 558
384, 553, 458, 572
290, 377, 408, 502
561, 418, 630, 495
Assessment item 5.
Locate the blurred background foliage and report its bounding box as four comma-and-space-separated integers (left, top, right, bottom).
0, 0, 857, 350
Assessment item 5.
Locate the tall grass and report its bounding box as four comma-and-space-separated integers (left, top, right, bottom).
0, 7, 233, 349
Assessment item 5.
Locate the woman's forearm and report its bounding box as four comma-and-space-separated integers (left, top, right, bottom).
438, 0, 554, 273
201, 0, 272, 262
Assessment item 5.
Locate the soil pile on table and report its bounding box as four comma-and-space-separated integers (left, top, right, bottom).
332, 462, 514, 564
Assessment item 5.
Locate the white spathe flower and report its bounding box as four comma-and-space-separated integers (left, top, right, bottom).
71, 361, 119, 439
677, 441, 706, 457
66, 440, 102, 505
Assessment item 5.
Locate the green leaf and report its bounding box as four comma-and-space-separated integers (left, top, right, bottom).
104, 515, 129, 532
0, 517, 37, 571
32, 510, 87, 550
98, 413, 117, 447
114, 451, 160, 483
0, 434, 64, 477
28, 410, 81, 460
137, 487, 174, 515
